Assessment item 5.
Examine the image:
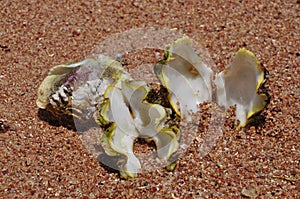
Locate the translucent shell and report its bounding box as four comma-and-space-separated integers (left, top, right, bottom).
214, 48, 269, 127
154, 37, 213, 119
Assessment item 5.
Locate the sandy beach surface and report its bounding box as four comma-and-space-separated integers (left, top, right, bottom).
0, 0, 299, 198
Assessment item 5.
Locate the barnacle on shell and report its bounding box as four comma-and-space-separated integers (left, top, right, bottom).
154, 36, 213, 119
36, 55, 130, 119
214, 48, 269, 128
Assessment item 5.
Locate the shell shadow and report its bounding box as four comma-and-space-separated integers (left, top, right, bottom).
94, 144, 120, 175
37, 108, 98, 132
247, 114, 267, 128
38, 108, 121, 175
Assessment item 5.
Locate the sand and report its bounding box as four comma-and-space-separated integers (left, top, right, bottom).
0, 0, 299, 198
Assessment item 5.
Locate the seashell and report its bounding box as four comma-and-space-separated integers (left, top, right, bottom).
215, 48, 270, 127
97, 80, 180, 178
37, 36, 270, 179
36, 55, 130, 119
154, 36, 213, 120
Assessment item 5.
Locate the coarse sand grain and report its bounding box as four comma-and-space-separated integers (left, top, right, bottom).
0, 0, 299, 198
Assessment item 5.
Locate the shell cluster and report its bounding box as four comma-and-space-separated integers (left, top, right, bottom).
37, 37, 269, 178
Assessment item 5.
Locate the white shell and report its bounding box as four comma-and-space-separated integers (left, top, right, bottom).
154, 37, 213, 120
215, 48, 269, 127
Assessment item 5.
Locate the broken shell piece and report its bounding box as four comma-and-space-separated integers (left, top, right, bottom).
214, 48, 269, 127
154, 37, 213, 119
121, 80, 166, 138
147, 126, 180, 161
100, 85, 141, 178
121, 80, 180, 162
36, 55, 130, 119
99, 80, 181, 178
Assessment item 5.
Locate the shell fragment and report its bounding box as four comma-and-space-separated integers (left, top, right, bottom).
36, 55, 130, 119
98, 80, 180, 178
154, 37, 213, 119
214, 48, 269, 127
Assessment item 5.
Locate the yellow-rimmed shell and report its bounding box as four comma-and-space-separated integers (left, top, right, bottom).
215, 48, 269, 128
154, 37, 213, 120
